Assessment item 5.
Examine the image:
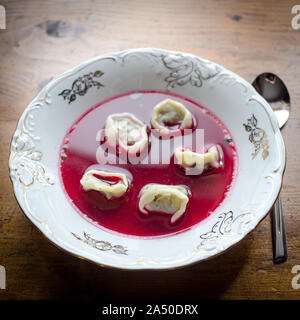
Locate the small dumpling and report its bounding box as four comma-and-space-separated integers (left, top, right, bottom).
105, 113, 148, 154
174, 145, 223, 175
80, 169, 129, 199
151, 99, 193, 135
138, 184, 189, 223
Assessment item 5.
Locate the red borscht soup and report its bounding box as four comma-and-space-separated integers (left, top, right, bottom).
59, 91, 237, 238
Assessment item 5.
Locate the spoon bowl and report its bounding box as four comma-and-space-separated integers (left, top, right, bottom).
252, 72, 290, 129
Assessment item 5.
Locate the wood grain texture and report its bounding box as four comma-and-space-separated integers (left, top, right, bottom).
0, 0, 300, 300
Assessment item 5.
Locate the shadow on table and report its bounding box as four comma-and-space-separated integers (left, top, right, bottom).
43, 233, 252, 300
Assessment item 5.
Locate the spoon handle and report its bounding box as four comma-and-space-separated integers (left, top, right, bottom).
271, 196, 287, 264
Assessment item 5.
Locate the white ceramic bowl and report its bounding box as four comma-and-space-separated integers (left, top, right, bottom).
9, 49, 285, 270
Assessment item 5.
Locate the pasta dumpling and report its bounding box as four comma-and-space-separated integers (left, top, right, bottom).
105, 113, 148, 154
151, 99, 193, 134
138, 184, 190, 223
174, 145, 223, 175
80, 169, 129, 199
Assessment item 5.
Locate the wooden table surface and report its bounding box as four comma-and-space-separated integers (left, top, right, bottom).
0, 0, 300, 300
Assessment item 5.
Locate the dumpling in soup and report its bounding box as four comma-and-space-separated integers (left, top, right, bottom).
174, 145, 223, 175
151, 99, 193, 135
80, 169, 129, 199
138, 183, 190, 223
105, 113, 148, 154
